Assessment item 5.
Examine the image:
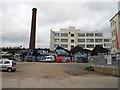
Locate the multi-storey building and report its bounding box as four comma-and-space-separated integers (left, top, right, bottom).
103, 38, 111, 50
50, 26, 111, 51
110, 11, 120, 54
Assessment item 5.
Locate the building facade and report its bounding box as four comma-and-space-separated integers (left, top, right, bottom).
110, 11, 120, 54
50, 27, 111, 51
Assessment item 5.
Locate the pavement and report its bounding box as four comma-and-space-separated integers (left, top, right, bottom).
1, 62, 119, 88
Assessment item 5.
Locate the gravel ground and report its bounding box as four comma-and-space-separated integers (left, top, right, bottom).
1, 62, 118, 88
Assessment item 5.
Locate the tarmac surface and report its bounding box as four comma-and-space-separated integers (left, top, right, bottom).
1, 62, 118, 88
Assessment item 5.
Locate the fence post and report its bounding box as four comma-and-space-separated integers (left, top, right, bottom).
104, 55, 107, 67
95, 56, 97, 66
116, 54, 120, 76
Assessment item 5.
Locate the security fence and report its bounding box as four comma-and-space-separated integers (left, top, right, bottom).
88, 54, 120, 68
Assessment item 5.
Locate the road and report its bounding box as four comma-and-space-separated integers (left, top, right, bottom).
1, 62, 118, 88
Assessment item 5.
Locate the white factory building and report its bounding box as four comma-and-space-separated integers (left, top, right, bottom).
50, 26, 111, 51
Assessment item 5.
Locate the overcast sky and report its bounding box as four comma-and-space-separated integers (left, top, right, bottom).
1, 1, 119, 48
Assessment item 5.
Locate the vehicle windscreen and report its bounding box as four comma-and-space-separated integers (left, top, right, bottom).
46, 57, 52, 59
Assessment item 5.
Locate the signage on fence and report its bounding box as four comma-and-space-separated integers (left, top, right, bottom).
105, 55, 112, 65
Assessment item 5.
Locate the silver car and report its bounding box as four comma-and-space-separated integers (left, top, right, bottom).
0, 59, 17, 72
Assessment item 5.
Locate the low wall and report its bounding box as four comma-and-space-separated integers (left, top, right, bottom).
93, 66, 120, 77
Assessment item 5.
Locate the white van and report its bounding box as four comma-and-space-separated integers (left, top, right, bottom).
44, 56, 55, 62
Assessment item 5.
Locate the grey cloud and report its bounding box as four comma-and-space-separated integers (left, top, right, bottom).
2, 28, 29, 43
86, 2, 118, 12
1, 2, 118, 48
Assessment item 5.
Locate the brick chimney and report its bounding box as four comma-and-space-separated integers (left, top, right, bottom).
29, 8, 37, 49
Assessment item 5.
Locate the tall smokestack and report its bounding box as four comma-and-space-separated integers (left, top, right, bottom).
29, 8, 37, 49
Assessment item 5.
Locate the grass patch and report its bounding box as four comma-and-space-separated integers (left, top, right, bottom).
84, 66, 94, 71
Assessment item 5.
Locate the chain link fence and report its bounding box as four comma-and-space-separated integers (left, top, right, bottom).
88, 54, 120, 69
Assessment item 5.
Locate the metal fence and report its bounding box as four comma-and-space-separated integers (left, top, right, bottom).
88, 54, 120, 68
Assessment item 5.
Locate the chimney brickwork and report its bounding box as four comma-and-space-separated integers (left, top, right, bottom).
29, 8, 37, 49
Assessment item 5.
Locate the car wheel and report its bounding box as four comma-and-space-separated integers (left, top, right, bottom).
7, 68, 12, 72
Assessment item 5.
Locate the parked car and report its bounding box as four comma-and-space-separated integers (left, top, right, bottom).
44, 56, 55, 62
0, 58, 17, 72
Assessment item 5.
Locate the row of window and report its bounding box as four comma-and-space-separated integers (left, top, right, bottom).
0, 61, 10, 64
54, 39, 68, 42
78, 39, 103, 43
54, 33, 103, 37
78, 44, 104, 48
54, 44, 68, 48
54, 44, 104, 49
78, 33, 102, 37
104, 43, 110, 47
54, 39, 109, 43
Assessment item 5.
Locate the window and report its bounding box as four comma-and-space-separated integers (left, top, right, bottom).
71, 45, 74, 49
114, 40, 116, 48
112, 30, 115, 36
78, 39, 85, 42
78, 33, 85, 37
54, 39, 59, 42
71, 34, 74, 37
86, 33, 94, 37
61, 39, 68, 42
54, 33, 59, 37
61, 33, 68, 37
111, 22, 112, 27
54, 44, 59, 48
71, 40, 74, 43
78, 44, 85, 48
104, 43, 109, 47
99, 45, 103, 47
112, 20, 114, 26
95, 33, 102, 37
4, 61, 10, 64
87, 45, 94, 48
112, 40, 114, 48
119, 22, 120, 28
95, 39, 102, 42
104, 39, 109, 42
61, 44, 68, 48
86, 39, 94, 43
96, 44, 103, 47
112, 31, 114, 37
46, 57, 52, 60
114, 30, 116, 35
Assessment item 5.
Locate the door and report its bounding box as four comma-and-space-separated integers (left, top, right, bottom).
2, 61, 10, 70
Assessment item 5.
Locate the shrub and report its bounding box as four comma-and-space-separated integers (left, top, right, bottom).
84, 66, 94, 71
